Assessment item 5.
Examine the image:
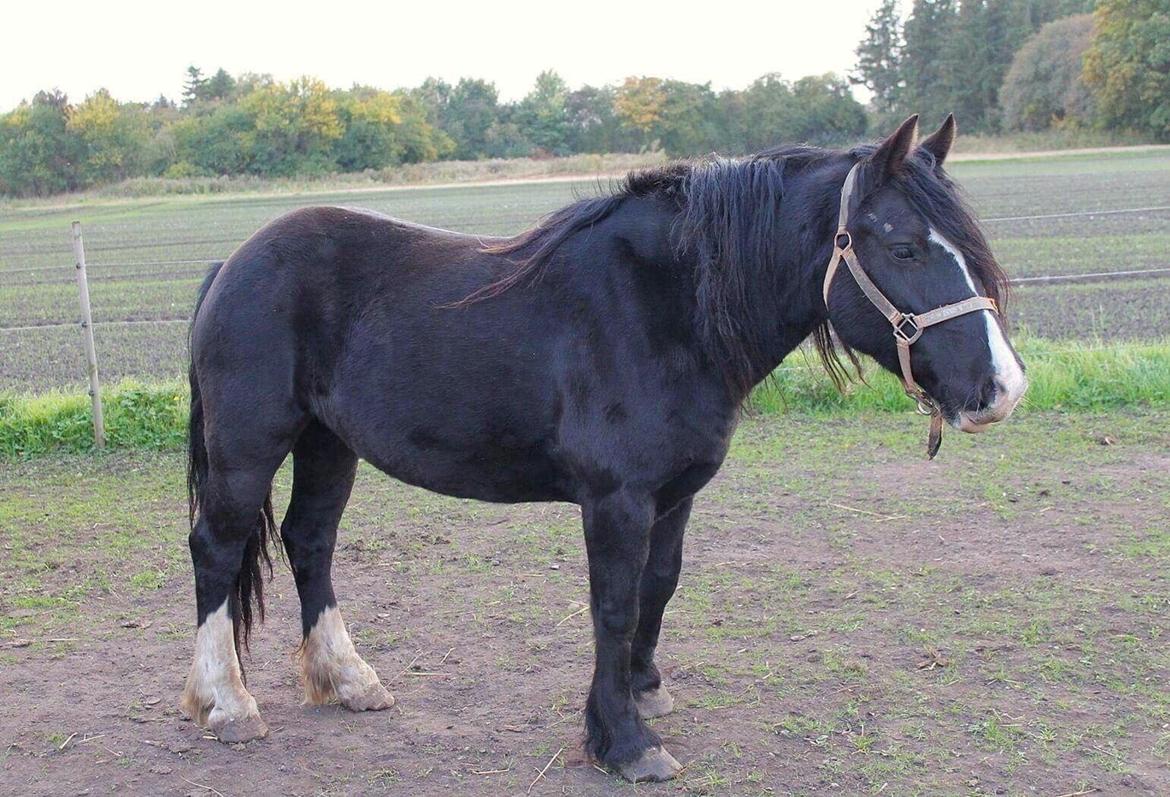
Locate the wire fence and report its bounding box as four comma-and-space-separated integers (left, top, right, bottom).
4, 263, 1168, 333
3, 202, 1170, 332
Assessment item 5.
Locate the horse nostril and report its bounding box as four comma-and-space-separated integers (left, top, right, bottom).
973, 375, 999, 412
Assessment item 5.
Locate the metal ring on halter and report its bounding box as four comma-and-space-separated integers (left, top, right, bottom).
892, 314, 922, 344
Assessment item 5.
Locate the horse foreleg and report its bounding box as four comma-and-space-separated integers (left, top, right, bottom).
180, 599, 267, 742
582, 490, 682, 783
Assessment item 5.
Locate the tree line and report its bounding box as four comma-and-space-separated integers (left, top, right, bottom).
2, 0, 1165, 199
0, 68, 865, 197
853, 0, 1170, 138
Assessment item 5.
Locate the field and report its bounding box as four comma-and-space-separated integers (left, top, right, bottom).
2, 147, 1170, 392
2, 411, 1169, 795
2, 148, 1170, 795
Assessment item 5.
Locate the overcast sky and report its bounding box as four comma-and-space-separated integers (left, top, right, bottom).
1, 0, 880, 110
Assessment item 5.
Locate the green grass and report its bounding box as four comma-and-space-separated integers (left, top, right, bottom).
0, 380, 186, 458
2, 338, 1167, 460
754, 337, 1170, 413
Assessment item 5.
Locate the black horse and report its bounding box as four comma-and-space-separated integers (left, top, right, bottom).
180, 116, 1026, 782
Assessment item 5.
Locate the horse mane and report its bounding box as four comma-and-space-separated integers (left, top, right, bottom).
461, 143, 1008, 395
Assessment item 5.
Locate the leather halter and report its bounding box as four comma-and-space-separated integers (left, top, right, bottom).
822, 162, 999, 459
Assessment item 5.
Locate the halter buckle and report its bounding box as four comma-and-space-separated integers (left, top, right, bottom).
893, 313, 922, 344
834, 231, 852, 251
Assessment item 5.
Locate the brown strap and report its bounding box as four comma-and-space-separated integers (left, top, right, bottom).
895, 295, 998, 405
914, 296, 997, 328
840, 246, 902, 324
837, 161, 860, 231
927, 413, 943, 459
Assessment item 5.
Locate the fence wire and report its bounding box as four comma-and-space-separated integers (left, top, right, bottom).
2, 201, 1170, 331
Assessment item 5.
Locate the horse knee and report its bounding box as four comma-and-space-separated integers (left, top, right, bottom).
594, 601, 638, 639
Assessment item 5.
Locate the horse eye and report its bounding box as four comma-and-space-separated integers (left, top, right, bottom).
890, 245, 915, 261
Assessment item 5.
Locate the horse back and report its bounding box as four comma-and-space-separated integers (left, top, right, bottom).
192, 205, 735, 507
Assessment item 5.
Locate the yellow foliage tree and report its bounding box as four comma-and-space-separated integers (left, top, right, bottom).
614, 76, 665, 146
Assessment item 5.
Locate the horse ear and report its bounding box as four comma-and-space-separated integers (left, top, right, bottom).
869, 114, 919, 179
920, 113, 956, 167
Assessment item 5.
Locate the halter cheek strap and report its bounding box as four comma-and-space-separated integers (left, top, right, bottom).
822, 163, 999, 459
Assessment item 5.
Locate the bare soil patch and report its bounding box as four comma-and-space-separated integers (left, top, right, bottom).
2, 411, 1169, 795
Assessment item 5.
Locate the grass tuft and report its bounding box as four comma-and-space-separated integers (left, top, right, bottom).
0, 380, 186, 459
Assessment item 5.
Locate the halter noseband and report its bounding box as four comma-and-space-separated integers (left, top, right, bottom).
822, 162, 999, 459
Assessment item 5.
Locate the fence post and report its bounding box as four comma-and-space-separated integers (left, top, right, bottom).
71, 221, 106, 448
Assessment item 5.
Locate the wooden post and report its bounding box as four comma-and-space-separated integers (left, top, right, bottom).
71, 221, 105, 448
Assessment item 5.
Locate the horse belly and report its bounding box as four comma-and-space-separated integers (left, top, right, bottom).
324, 379, 569, 503
360, 432, 570, 504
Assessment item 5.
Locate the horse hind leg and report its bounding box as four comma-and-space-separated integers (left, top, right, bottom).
631, 497, 692, 719
283, 422, 393, 712
181, 458, 285, 743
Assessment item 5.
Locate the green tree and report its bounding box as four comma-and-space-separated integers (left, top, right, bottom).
715, 88, 750, 153
409, 77, 451, 130
740, 74, 798, 151
516, 70, 570, 154
204, 68, 237, 101
0, 90, 82, 196
787, 74, 869, 143
900, 0, 959, 117
182, 66, 209, 106
483, 118, 532, 158
442, 78, 502, 159
333, 87, 405, 170
1084, 0, 1170, 140
732, 73, 866, 152
653, 80, 722, 157
565, 85, 632, 153
853, 0, 905, 118
171, 104, 252, 175
391, 90, 455, 162
67, 89, 152, 185
872, 0, 1097, 131
238, 77, 343, 175
1001, 14, 1095, 130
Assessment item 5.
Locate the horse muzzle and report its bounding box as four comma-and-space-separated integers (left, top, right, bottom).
954, 374, 1029, 433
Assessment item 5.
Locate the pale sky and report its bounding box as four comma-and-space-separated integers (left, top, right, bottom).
1, 0, 880, 111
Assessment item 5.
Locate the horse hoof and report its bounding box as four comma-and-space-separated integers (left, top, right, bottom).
341, 681, 395, 712
209, 711, 268, 744
634, 684, 674, 719
618, 746, 682, 783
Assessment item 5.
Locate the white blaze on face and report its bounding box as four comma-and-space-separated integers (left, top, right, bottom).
928, 228, 1028, 419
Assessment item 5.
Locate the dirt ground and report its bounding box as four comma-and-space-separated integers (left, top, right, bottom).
2, 410, 1169, 796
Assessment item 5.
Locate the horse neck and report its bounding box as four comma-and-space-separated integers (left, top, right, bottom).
687, 161, 843, 396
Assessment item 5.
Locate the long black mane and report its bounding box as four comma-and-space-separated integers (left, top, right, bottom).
465, 144, 1008, 394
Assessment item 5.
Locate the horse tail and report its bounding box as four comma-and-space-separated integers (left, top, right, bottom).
187, 261, 277, 656
186, 260, 223, 533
